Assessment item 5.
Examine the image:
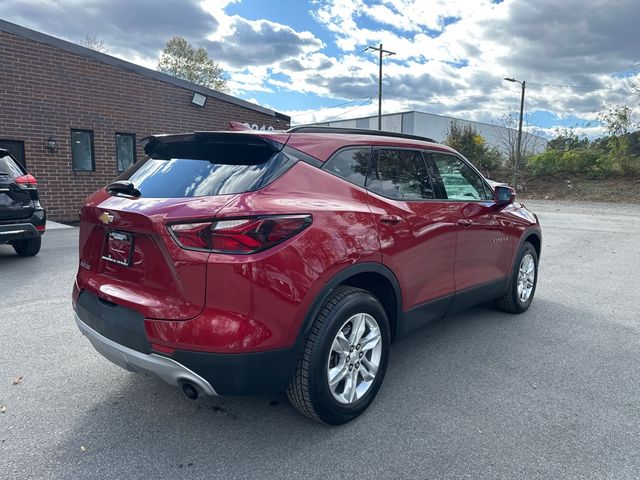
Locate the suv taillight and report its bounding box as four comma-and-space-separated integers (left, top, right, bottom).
15, 173, 37, 188
168, 215, 312, 254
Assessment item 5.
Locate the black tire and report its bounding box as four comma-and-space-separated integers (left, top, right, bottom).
287, 286, 391, 425
494, 241, 538, 313
12, 236, 42, 257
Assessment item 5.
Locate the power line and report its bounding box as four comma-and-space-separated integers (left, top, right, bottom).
292, 94, 376, 120
386, 87, 510, 102
527, 82, 605, 90
319, 97, 374, 123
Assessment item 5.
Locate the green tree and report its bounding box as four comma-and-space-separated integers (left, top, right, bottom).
547, 127, 590, 151
598, 103, 639, 174
157, 37, 227, 92
444, 122, 501, 176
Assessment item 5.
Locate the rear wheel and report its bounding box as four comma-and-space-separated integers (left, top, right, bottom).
494, 241, 538, 313
12, 236, 41, 257
287, 286, 390, 425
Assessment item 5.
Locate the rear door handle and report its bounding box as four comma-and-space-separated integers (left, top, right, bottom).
380, 215, 403, 225
457, 218, 473, 227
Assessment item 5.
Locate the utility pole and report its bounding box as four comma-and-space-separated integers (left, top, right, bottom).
365, 43, 395, 130
504, 77, 526, 188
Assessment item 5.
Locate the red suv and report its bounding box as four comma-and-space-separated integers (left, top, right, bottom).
73, 126, 541, 424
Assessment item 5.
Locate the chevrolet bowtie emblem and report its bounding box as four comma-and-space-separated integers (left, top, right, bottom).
98, 212, 114, 225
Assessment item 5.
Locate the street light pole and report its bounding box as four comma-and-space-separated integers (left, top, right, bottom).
504, 77, 526, 188
365, 43, 396, 130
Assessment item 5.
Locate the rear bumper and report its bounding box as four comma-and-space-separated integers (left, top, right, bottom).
76, 314, 218, 396
0, 209, 46, 243
0, 222, 40, 242
74, 289, 298, 396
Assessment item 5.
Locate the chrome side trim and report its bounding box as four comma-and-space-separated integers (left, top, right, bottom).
75, 314, 218, 396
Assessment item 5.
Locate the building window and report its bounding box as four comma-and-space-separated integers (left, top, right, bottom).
0, 139, 26, 169
70, 130, 95, 171
115, 133, 136, 172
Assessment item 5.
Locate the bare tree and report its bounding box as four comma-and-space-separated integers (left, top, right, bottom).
80, 35, 106, 53
492, 112, 546, 175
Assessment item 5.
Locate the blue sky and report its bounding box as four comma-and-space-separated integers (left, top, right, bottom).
3, 0, 640, 138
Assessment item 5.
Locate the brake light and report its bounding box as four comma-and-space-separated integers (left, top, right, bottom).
15, 173, 37, 188
168, 215, 312, 254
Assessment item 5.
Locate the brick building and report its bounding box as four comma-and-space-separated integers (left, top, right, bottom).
0, 19, 290, 220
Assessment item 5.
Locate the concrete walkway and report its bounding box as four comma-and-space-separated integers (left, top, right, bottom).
46, 220, 74, 230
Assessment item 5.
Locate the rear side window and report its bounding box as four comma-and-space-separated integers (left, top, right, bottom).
323, 148, 370, 187
0, 154, 25, 177
367, 149, 435, 200
431, 152, 492, 201
118, 150, 295, 198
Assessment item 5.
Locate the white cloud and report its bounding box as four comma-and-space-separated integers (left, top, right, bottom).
2, 0, 639, 135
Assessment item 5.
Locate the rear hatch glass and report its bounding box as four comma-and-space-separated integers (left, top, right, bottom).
117, 132, 294, 198
0, 154, 34, 221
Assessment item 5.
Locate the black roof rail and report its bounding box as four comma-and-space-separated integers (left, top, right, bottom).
287, 125, 438, 144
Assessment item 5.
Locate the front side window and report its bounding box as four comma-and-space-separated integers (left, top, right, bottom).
71, 130, 94, 171
323, 147, 370, 187
430, 152, 492, 201
367, 149, 434, 200
116, 133, 136, 172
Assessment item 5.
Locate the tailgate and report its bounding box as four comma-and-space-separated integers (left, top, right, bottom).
76, 194, 236, 320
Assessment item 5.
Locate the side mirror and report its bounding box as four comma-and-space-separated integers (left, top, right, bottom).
494, 185, 516, 206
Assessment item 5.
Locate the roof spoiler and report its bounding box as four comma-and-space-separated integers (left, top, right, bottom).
142, 131, 288, 164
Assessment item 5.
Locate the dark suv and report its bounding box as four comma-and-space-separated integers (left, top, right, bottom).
73, 126, 541, 424
0, 149, 46, 256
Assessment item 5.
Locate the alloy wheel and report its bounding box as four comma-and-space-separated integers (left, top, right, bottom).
326, 313, 382, 405
517, 253, 536, 303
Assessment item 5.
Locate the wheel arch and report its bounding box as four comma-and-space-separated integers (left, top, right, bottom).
297, 262, 403, 343
508, 226, 542, 279
523, 231, 541, 259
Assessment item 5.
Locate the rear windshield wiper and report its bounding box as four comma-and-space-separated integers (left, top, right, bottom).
106, 180, 141, 197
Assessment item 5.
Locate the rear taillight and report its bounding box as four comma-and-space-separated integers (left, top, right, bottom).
15, 173, 37, 188
168, 215, 312, 254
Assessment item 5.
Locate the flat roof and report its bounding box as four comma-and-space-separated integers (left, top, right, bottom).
0, 19, 290, 122
315, 109, 547, 141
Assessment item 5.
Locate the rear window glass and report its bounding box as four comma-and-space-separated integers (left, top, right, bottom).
118, 151, 295, 198
0, 155, 25, 177
323, 148, 370, 187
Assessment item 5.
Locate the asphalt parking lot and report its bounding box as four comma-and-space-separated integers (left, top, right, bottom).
1, 200, 639, 480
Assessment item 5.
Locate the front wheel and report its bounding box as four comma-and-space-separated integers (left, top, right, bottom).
287, 286, 390, 425
494, 241, 538, 313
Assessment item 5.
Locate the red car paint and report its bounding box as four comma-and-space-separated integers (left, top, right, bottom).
75, 129, 540, 356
